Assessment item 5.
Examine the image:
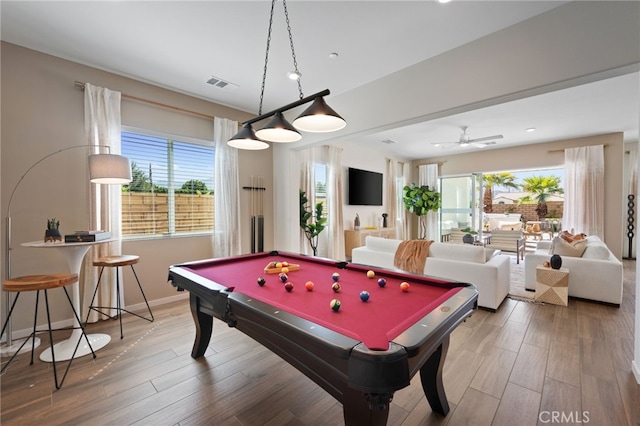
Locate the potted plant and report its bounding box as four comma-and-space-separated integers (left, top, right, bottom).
460, 226, 477, 244
402, 183, 441, 239
299, 190, 327, 256
44, 217, 62, 242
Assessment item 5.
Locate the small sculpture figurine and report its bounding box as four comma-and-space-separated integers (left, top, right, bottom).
44, 218, 62, 242
382, 213, 388, 228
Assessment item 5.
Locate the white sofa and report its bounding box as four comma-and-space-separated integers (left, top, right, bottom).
351, 236, 511, 311
524, 236, 623, 305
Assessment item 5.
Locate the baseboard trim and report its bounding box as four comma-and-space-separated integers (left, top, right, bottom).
1, 293, 189, 343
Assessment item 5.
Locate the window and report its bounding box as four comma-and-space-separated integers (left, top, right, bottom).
121, 130, 215, 238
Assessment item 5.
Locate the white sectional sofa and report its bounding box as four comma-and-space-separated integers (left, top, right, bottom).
351, 236, 511, 311
524, 236, 623, 305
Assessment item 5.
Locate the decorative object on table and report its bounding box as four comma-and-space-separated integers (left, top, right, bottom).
402, 183, 441, 239
44, 218, 62, 242
226, 0, 345, 150
382, 213, 388, 228
299, 190, 326, 256
64, 230, 112, 243
354, 213, 360, 230
549, 254, 562, 269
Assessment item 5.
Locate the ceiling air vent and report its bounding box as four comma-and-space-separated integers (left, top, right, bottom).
206, 76, 238, 91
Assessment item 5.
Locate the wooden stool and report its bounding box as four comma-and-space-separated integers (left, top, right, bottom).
0, 273, 96, 389
85, 255, 154, 339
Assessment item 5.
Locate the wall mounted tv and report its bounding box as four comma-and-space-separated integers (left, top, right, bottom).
348, 167, 383, 206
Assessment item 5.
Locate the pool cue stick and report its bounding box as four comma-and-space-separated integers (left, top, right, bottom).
250, 176, 256, 254
258, 176, 264, 252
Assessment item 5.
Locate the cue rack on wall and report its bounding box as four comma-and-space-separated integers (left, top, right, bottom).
243, 176, 265, 253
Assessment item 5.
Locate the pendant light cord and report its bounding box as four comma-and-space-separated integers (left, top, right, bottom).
258, 0, 304, 115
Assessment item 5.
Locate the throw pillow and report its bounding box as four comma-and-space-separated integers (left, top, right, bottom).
552, 237, 587, 257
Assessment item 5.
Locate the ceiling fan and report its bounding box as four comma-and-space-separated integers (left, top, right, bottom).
432, 126, 503, 149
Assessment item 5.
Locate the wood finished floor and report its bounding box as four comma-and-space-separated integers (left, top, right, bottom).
1, 260, 638, 425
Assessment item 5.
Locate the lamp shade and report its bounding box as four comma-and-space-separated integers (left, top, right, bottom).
89, 154, 132, 184
228, 124, 270, 150
293, 96, 346, 133
255, 112, 302, 143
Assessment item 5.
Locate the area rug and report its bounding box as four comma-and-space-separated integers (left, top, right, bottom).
506, 250, 535, 301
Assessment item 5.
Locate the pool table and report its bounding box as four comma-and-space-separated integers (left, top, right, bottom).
168, 251, 477, 425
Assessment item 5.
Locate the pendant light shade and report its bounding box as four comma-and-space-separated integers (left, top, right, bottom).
89, 153, 132, 184
228, 124, 270, 150
255, 112, 302, 143
292, 96, 346, 133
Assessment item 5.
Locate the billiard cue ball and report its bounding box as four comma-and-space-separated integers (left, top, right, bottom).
332, 272, 340, 282
359, 291, 370, 302
284, 282, 294, 292
330, 299, 341, 311
279, 273, 288, 283
332, 282, 341, 293
281, 267, 289, 274
377, 278, 387, 288
400, 282, 410, 292
366, 270, 375, 279
305, 281, 314, 291
257, 277, 266, 286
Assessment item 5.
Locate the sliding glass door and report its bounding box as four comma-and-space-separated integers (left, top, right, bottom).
439, 174, 483, 239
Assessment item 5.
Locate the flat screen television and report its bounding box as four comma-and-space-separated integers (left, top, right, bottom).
348, 167, 383, 206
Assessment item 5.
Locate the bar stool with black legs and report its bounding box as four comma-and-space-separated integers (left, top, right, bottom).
0, 273, 96, 389
85, 255, 154, 339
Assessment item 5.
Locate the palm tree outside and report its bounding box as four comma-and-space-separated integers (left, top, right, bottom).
483, 173, 519, 213
519, 175, 564, 219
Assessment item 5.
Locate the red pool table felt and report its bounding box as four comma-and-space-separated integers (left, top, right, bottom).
184, 254, 462, 350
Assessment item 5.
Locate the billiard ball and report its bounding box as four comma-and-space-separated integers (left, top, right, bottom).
377, 278, 387, 288
275, 262, 282, 268
257, 277, 266, 286
284, 282, 294, 292
366, 270, 375, 279
305, 281, 314, 291
330, 299, 341, 311
359, 291, 370, 302
279, 273, 288, 283
281, 267, 289, 274
332, 272, 340, 282
400, 282, 410, 292
332, 282, 341, 293
282, 261, 289, 267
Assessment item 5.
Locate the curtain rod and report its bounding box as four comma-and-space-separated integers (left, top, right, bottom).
547, 144, 609, 154
74, 81, 215, 121
416, 161, 445, 167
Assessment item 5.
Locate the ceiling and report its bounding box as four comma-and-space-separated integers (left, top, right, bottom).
2, 1, 638, 160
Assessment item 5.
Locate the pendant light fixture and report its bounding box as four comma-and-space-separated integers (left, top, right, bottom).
228, 0, 346, 150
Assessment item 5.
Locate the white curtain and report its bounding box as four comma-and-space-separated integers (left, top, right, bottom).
213, 117, 241, 257
385, 159, 399, 239
326, 146, 344, 260
418, 163, 439, 240
399, 162, 411, 239
299, 148, 315, 255
564, 145, 605, 237
83, 83, 122, 322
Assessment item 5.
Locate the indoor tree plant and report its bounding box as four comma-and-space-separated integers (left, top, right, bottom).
299, 190, 326, 256
402, 183, 441, 239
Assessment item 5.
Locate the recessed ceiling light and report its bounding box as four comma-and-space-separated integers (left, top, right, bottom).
329, 52, 339, 59
287, 70, 302, 80
438, 0, 452, 3
381, 139, 398, 145
525, 127, 536, 132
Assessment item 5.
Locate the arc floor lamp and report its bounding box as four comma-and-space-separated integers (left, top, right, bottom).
2, 145, 131, 356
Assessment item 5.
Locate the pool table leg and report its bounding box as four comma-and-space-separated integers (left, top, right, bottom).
342, 387, 390, 426
189, 294, 213, 358
420, 336, 450, 416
